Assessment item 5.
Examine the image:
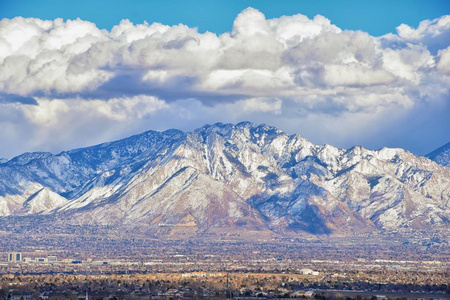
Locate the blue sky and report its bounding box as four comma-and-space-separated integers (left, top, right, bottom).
0, 0, 449, 158
2, 0, 450, 36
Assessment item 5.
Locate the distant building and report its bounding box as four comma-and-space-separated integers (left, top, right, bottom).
72, 260, 82, 264
23, 257, 35, 263
305, 291, 315, 297
181, 272, 207, 278
299, 268, 319, 275
7, 252, 22, 263
36, 257, 48, 263
47, 255, 57, 262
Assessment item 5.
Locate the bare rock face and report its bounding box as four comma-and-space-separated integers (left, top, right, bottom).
0, 122, 449, 237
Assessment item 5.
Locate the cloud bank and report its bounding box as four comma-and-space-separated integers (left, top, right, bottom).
0, 8, 449, 158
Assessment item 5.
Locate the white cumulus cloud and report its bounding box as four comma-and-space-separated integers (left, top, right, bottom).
0, 8, 449, 158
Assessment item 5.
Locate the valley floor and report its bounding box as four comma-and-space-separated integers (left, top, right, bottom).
0, 271, 449, 299
0, 230, 449, 299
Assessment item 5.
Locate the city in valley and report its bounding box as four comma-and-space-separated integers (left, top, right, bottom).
0, 231, 448, 299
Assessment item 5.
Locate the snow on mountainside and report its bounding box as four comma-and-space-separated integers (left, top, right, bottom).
22, 188, 69, 215
427, 142, 450, 167
0, 122, 449, 237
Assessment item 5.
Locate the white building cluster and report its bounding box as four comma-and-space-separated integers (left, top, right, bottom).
7, 252, 57, 264
299, 268, 319, 276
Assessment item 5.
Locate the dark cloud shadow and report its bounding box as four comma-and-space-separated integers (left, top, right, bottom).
37, 71, 249, 105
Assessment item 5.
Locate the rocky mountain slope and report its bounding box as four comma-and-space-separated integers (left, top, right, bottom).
427, 142, 450, 167
0, 122, 449, 237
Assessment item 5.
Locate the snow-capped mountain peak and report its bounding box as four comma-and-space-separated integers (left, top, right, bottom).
0, 122, 448, 237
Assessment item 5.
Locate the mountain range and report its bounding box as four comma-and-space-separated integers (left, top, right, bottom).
0, 122, 449, 237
